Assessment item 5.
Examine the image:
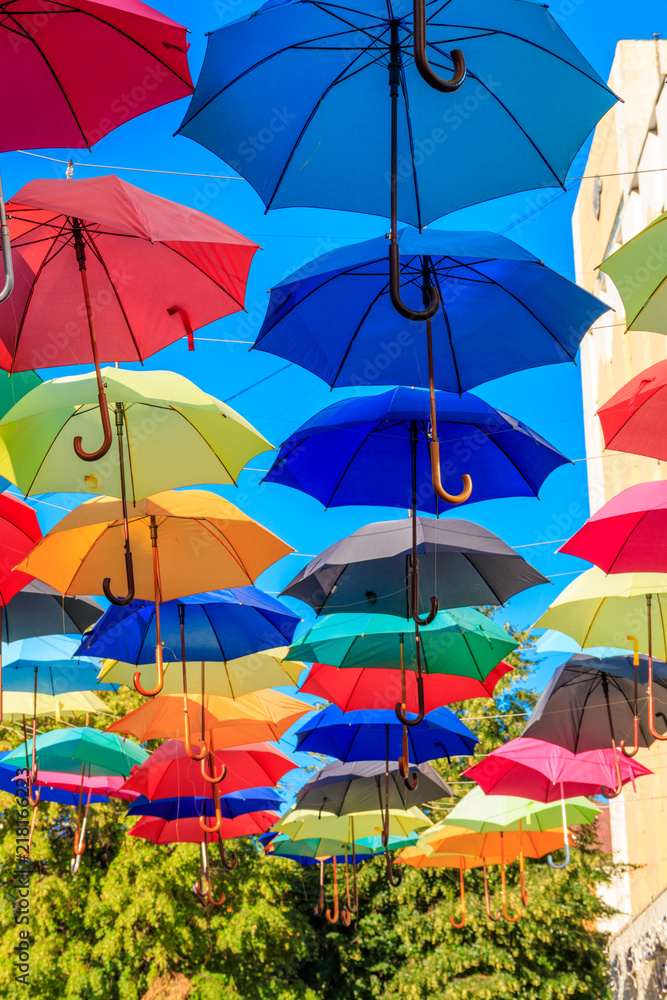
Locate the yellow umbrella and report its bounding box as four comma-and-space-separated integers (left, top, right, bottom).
2, 689, 108, 721
275, 806, 429, 843
17, 490, 293, 696
98, 647, 304, 698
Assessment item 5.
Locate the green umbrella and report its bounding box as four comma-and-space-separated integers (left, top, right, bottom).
286, 609, 516, 726
3, 725, 148, 777
435, 786, 600, 834
600, 212, 667, 335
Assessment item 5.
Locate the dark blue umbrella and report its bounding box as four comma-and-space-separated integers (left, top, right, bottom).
126, 788, 284, 821
76, 587, 300, 665
264, 385, 569, 512
295, 705, 477, 763
177, 0, 615, 228
254, 227, 608, 394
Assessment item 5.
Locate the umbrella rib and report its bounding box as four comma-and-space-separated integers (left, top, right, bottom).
330, 280, 392, 387
398, 56, 423, 232
626, 271, 667, 330
605, 512, 650, 574
155, 242, 248, 313
322, 422, 387, 509
83, 231, 144, 361
202, 603, 229, 664
167, 407, 238, 484
429, 265, 463, 396
460, 552, 504, 605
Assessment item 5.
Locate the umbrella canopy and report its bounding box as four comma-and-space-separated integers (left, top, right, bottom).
521, 654, 667, 753
558, 482, 667, 574
599, 211, 667, 336
264, 387, 569, 512
295, 705, 477, 763
275, 806, 430, 843
286, 609, 517, 679
1, 634, 114, 695
33, 771, 135, 802
77, 588, 301, 664
0, 492, 41, 604
16, 489, 293, 600
1, 689, 108, 721
295, 759, 452, 813
299, 660, 513, 715
119, 740, 297, 800
417, 825, 574, 859
99, 648, 304, 699
0, 761, 109, 806
126, 789, 284, 820
397, 847, 491, 869
282, 517, 548, 617
129, 810, 279, 844
106, 689, 311, 747
178, 0, 615, 226
534, 567, 667, 658
0, 0, 192, 153
2, 580, 102, 642
463, 738, 652, 802
266, 834, 377, 862
254, 228, 608, 393
1, 176, 258, 373
438, 788, 600, 832
0, 368, 272, 500
3, 727, 148, 777
597, 360, 667, 463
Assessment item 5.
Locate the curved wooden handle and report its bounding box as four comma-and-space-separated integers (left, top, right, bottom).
183, 711, 207, 761
133, 644, 164, 697
450, 862, 466, 927
413, 0, 466, 93
74, 388, 113, 461
201, 754, 227, 785
103, 549, 135, 606
389, 244, 440, 321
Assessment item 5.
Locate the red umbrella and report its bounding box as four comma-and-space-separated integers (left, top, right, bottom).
463, 736, 652, 802
0, 176, 258, 460
559, 481, 667, 574
300, 660, 513, 714
598, 360, 667, 462
119, 740, 297, 800
0, 0, 193, 303
129, 810, 279, 844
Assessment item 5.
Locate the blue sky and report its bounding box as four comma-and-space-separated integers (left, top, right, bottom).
2, 0, 663, 683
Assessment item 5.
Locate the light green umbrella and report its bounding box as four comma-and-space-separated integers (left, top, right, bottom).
600, 211, 667, 334
3, 725, 148, 777
0, 366, 272, 500
433, 785, 600, 834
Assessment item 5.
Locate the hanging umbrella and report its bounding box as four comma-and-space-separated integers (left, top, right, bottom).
463, 738, 651, 802
295, 759, 453, 813
0, 176, 258, 459
254, 228, 609, 395
599, 211, 667, 337
0, 761, 109, 806
0, 0, 193, 304
1, 689, 108, 721
178, 1, 614, 228
33, 771, 135, 802
437, 786, 601, 832
0, 367, 272, 502
129, 810, 279, 844
597, 360, 667, 463
17, 489, 293, 696
2, 580, 102, 642
275, 807, 429, 849
286, 608, 516, 725
282, 516, 548, 618
77, 588, 300, 665
521, 653, 667, 796
299, 660, 512, 716
119, 740, 298, 801
126, 789, 284, 820
2, 635, 114, 695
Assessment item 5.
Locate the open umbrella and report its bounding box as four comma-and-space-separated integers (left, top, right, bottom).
1, 176, 258, 459
2, 580, 102, 642
599, 211, 667, 337
17, 489, 293, 698
295, 759, 452, 814
1, 689, 108, 723
282, 516, 548, 618
126, 789, 284, 820
254, 227, 608, 395
597, 360, 667, 463
299, 659, 512, 716
129, 810, 279, 845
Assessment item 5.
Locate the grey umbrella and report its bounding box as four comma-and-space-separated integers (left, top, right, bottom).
2, 581, 103, 642
522, 653, 667, 796
296, 759, 453, 813
282, 517, 548, 617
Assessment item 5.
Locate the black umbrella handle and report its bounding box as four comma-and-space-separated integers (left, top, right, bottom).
395, 671, 425, 726
413, 0, 467, 93
103, 548, 135, 606
389, 244, 440, 321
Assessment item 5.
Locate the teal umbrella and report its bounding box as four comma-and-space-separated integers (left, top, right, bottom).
3, 726, 148, 778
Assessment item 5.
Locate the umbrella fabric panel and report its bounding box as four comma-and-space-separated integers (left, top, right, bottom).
77, 588, 300, 663
439, 787, 600, 832
0, 689, 109, 720
126, 792, 283, 821
178, 0, 615, 226
600, 211, 667, 334
296, 760, 452, 813
597, 360, 667, 462
129, 810, 279, 844
264, 387, 569, 511
256, 229, 608, 392
2, 581, 102, 642
282, 517, 548, 615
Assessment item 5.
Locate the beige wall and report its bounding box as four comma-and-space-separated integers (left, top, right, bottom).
573, 39, 667, 931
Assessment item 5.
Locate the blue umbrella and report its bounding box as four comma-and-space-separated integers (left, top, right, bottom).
264, 385, 569, 512
2, 635, 115, 695
0, 758, 109, 806
76, 587, 300, 666
177, 0, 615, 228
126, 788, 285, 821
295, 705, 477, 763
254, 227, 608, 394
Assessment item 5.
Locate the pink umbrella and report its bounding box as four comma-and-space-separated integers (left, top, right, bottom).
34, 770, 138, 802
559, 481, 667, 574
463, 736, 652, 802
0, 0, 194, 303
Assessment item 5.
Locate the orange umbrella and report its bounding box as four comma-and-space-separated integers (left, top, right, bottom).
17, 489, 293, 696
